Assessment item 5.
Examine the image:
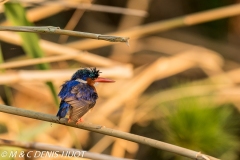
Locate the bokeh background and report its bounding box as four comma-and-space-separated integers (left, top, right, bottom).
0, 0, 240, 160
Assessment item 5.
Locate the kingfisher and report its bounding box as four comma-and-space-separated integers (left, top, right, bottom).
56, 67, 114, 124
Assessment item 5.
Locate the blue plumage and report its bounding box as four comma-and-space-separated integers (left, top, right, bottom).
56, 68, 100, 122
56, 67, 114, 123
56, 80, 80, 118
71, 67, 100, 81
56, 100, 70, 118
58, 80, 80, 99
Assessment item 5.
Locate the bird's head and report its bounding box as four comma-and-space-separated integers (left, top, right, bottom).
71, 68, 115, 86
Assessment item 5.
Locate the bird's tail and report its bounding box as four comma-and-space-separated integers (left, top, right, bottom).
56, 100, 70, 119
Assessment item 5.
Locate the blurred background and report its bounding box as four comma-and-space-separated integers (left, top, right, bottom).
0, 0, 240, 160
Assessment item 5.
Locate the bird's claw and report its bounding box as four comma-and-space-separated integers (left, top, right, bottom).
76, 118, 83, 124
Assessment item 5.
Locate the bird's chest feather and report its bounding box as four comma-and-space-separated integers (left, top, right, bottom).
71, 83, 98, 102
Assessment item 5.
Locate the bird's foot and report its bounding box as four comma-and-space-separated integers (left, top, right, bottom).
68, 118, 72, 123
76, 118, 83, 124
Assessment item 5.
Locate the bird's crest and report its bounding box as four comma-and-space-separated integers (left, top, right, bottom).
71, 67, 101, 81
89, 67, 101, 79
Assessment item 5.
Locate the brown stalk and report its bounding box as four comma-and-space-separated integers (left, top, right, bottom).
111, 99, 139, 157
89, 51, 202, 123
0, 105, 219, 160
66, 3, 240, 50
0, 55, 78, 69
0, 138, 132, 160
0, 31, 127, 67
0, 26, 129, 43
1, 1, 67, 26
0, 66, 132, 84
60, 1, 148, 17
110, 0, 150, 62
134, 67, 240, 123
58, 8, 85, 43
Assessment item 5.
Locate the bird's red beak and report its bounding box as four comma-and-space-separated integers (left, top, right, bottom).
94, 77, 115, 83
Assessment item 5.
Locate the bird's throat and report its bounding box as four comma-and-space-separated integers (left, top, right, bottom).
75, 78, 97, 92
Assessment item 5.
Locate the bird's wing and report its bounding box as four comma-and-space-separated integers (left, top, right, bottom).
65, 96, 96, 122
64, 83, 97, 121
57, 80, 80, 119
58, 80, 80, 99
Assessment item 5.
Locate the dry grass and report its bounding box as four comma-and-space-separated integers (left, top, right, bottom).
0, 1, 239, 160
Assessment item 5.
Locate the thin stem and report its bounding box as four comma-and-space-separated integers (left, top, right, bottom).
67, 3, 240, 50
20, 0, 147, 17
0, 138, 132, 160
62, 2, 148, 17
0, 55, 78, 69
0, 26, 129, 43
0, 44, 14, 105
0, 104, 219, 160
0, 66, 132, 84
0, 31, 123, 67
58, 8, 85, 43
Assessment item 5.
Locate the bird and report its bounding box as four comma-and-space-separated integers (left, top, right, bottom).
56, 67, 114, 124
